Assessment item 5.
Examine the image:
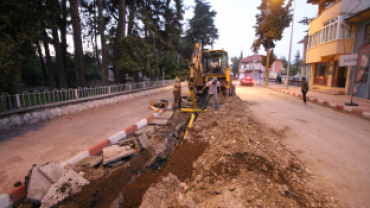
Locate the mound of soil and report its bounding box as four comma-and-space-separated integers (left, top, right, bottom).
139, 95, 345, 207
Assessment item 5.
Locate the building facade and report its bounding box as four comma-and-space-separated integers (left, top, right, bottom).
345, 8, 370, 99
306, 0, 370, 95
238, 55, 285, 80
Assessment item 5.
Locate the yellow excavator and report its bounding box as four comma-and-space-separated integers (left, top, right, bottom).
181, 43, 234, 113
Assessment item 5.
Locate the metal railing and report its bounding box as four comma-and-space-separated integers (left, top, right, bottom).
0, 80, 175, 112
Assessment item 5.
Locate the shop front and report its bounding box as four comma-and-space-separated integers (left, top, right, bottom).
311, 59, 350, 94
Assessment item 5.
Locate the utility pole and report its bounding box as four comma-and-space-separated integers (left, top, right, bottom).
286, 0, 296, 89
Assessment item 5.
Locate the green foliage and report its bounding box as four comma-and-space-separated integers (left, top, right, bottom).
21, 55, 43, 87
0, 0, 42, 93
113, 36, 158, 78
232, 56, 241, 75
185, 0, 219, 48
251, 0, 293, 52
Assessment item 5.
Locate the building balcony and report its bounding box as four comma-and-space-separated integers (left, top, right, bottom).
306, 38, 353, 63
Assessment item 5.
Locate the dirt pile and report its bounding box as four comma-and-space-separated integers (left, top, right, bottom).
140, 96, 345, 207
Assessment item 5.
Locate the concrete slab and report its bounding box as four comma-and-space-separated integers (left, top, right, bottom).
76, 156, 102, 168
40, 170, 89, 208
136, 133, 149, 151
26, 165, 52, 205
148, 119, 170, 126
39, 160, 66, 183
157, 111, 173, 120
102, 145, 136, 165
134, 125, 155, 136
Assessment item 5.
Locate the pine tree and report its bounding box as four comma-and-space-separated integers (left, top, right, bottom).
185, 0, 218, 51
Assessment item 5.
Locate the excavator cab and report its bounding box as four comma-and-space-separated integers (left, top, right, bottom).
203, 50, 228, 74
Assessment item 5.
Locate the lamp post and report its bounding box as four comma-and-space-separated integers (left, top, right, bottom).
286, 0, 296, 89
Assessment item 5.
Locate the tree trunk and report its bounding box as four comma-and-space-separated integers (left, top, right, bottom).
69, 0, 85, 87
37, 42, 49, 87
265, 47, 270, 86
127, 0, 136, 36
97, 0, 108, 85
61, 0, 68, 85
114, 0, 127, 84
51, 16, 67, 88
43, 30, 56, 89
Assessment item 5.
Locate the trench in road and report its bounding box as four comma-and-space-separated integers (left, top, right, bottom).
236, 84, 370, 208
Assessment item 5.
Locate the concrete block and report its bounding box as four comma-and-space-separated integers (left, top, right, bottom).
0, 194, 12, 208
40, 170, 89, 208
26, 165, 52, 204
76, 156, 102, 168
39, 160, 66, 183
134, 125, 155, 136
157, 111, 173, 120
149, 119, 170, 126
102, 145, 136, 165
136, 133, 149, 151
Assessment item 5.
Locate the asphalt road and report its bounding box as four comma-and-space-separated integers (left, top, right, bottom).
236, 83, 370, 208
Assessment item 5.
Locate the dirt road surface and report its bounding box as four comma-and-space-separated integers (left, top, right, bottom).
0, 86, 174, 193
236, 84, 370, 207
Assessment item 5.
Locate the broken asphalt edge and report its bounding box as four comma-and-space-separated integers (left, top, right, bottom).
264, 86, 370, 120
0, 104, 174, 208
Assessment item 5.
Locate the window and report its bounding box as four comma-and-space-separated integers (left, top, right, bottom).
314, 63, 329, 86
339, 24, 352, 39
325, 2, 335, 9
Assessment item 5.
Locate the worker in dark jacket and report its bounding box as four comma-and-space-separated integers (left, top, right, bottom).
301, 77, 309, 104
173, 76, 182, 110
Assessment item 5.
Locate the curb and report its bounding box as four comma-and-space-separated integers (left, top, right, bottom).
266, 86, 370, 119
1, 104, 174, 207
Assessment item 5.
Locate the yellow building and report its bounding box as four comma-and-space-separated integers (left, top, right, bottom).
306, 0, 370, 94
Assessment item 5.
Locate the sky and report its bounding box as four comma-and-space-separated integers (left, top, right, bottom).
182, 0, 318, 62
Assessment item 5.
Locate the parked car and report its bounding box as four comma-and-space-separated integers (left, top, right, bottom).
240, 76, 254, 86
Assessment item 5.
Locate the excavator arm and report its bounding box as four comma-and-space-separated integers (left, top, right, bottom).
189, 43, 203, 87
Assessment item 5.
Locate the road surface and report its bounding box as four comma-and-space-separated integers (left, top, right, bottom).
0, 86, 176, 194
236, 84, 370, 208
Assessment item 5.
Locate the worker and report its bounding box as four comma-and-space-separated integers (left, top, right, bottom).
209, 58, 219, 73
173, 76, 183, 110
200, 76, 221, 110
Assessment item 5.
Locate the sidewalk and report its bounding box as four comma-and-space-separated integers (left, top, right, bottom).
261, 83, 370, 119
0, 85, 186, 195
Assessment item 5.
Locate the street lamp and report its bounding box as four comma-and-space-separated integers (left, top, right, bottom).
286, 0, 296, 89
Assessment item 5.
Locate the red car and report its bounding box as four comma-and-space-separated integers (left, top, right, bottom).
240, 76, 254, 86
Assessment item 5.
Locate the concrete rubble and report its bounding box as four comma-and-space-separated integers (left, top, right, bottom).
148, 119, 170, 126
134, 125, 155, 136
40, 170, 89, 208
136, 133, 149, 151
102, 145, 136, 165
39, 160, 66, 183
76, 156, 103, 168
25, 165, 52, 204
157, 111, 174, 120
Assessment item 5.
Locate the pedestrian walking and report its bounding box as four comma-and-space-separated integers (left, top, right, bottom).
200, 77, 221, 110
173, 76, 182, 110
301, 77, 308, 104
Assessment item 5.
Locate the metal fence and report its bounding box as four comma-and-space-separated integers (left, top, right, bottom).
0, 80, 175, 112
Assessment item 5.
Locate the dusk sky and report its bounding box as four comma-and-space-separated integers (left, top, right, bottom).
183, 0, 318, 62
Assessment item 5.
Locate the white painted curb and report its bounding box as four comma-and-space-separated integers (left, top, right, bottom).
109, 131, 127, 145
0, 194, 12, 208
